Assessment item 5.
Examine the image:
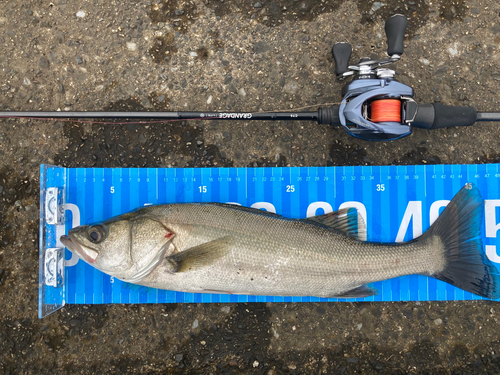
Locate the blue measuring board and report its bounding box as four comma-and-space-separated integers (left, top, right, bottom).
43, 164, 500, 305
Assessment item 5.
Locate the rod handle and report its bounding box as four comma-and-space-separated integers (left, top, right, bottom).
412, 104, 477, 129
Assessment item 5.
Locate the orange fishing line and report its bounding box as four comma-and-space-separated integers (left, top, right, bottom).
370, 99, 401, 123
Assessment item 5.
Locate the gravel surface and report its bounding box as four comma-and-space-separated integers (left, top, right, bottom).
2, 0, 500, 373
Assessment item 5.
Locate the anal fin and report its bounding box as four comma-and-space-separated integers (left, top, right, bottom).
200, 289, 234, 294
328, 285, 376, 299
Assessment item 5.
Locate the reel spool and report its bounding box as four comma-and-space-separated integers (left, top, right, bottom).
370, 99, 402, 123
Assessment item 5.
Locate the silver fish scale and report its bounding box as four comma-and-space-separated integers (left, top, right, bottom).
137, 204, 443, 297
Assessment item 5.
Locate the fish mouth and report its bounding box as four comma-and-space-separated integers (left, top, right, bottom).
60, 234, 98, 263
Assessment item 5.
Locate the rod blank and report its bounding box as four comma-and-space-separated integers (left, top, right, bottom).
476, 112, 500, 121
0, 111, 318, 122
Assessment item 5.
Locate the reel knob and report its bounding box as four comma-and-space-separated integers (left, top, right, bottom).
332, 43, 352, 77
385, 14, 407, 56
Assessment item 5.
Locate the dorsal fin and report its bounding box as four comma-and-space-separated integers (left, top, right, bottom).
303, 207, 366, 240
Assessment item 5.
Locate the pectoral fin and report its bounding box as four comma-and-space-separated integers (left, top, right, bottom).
304, 207, 366, 240
328, 285, 376, 298
167, 236, 233, 272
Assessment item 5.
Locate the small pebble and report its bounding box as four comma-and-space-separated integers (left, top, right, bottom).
223, 131, 232, 141
38, 56, 50, 69
69, 319, 80, 327
14, 200, 25, 211
253, 41, 270, 53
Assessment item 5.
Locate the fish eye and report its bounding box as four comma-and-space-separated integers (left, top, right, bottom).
87, 225, 106, 243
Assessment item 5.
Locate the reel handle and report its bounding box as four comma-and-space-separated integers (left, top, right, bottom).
332, 43, 352, 76
385, 14, 407, 56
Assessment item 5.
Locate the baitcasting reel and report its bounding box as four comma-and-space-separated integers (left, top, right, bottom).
320, 14, 479, 140
331, 15, 417, 140
0, 15, 498, 141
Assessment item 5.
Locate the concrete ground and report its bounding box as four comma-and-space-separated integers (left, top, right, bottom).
1, 0, 500, 373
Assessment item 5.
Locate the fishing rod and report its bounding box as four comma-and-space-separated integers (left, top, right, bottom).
1, 14, 499, 141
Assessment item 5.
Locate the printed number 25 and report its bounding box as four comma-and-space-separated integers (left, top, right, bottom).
376, 184, 385, 192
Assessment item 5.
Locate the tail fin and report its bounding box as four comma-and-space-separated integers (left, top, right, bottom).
423, 184, 500, 299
